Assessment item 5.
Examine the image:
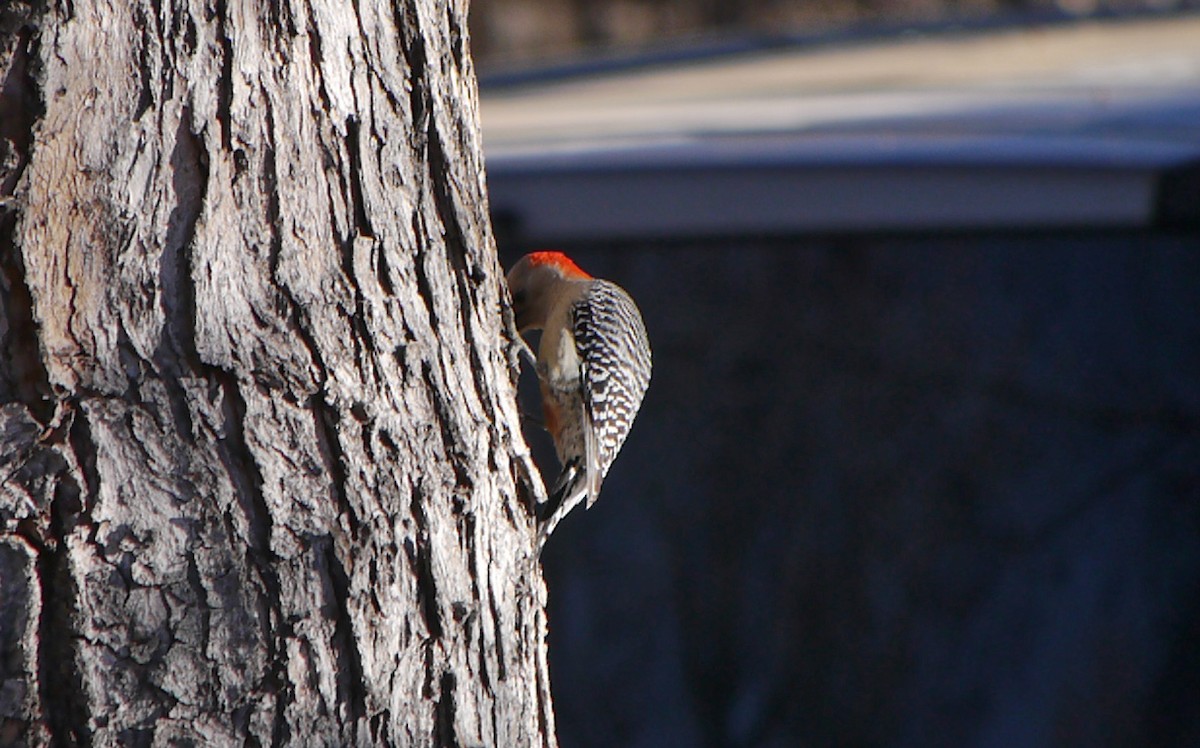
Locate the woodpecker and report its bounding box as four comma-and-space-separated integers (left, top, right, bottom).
507, 251, 652, 545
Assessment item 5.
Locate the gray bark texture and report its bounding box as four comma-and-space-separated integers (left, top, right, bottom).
0, 0, 556, 745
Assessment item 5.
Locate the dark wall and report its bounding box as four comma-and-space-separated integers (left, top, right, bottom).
504, 234, 1200, 748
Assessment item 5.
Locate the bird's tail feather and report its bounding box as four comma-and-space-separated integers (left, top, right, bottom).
536, 460, 590, 551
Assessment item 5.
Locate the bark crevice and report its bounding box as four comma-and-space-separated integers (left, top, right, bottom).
410, 214, 441, 328
0, 20, 50, 418
215, 371, 292, 743
212, 0, 234, 150
35, 535, 89, 746
407, 484, 443, 640
132, 5, 155, 121
0, 16, 40, 198
162, 111, 208, 371
304, 5, 333, 115
320, 534, 367, 724
344, 116, 375, 239
424, 109, 468, 276
486, 567, 508, 682
36, 417, 93, 745
434, 671, 458, 748
421, 359, 472, 492
313, 400, 359, 537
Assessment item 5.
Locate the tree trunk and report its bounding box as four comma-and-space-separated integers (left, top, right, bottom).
0, 0, 556, 745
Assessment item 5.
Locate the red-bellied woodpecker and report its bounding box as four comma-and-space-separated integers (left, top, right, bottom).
507, 251, 652, 546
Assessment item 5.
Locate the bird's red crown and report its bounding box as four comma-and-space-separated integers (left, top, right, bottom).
526, 251, 592, 280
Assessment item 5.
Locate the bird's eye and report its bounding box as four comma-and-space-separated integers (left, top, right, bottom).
512, 290, 527, 306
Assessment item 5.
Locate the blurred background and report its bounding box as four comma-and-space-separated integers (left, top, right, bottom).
471, 0, 1200, 70
476, 3, 1200, 746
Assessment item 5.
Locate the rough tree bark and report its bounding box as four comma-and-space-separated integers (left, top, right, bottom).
0, 0, 555, 745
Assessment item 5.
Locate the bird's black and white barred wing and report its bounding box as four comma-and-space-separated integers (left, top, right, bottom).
572, 279, 652, 508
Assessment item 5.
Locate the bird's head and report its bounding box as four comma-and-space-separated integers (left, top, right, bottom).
506, 251, 592, 332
